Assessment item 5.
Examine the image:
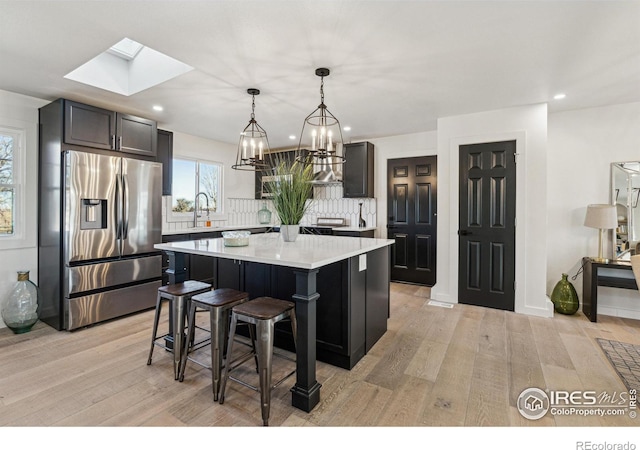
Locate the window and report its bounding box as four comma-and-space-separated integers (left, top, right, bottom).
171, 158, 223, 219
0, 128, 22, 237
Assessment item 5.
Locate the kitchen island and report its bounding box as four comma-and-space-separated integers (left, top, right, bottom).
154, 233, 394, 412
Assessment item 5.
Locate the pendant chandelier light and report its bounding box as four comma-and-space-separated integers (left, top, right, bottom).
232, 88, 271, 171
296, 68, 345, 183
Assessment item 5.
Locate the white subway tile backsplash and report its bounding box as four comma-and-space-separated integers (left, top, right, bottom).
162, 188, 376, 233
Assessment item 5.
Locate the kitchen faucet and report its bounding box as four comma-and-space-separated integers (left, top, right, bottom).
194, 192, 210, 227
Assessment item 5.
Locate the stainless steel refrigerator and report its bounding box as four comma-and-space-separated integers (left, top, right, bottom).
39, 149, 162, 330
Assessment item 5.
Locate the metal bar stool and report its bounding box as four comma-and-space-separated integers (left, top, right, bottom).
146, 280, 212, 380
178, 288, 250, 401
219, 296, 297, 426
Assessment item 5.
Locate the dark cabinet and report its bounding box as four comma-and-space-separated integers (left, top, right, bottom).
116, 113, 157, 157
162, 229, 271, 285
187, 231, 221, 285
161, 234, 191, 286
333, 229, 375, 238
254, 149, 311, 199
64, 100, 115, 150
214, 258, 270, 297
343, 141, 374, 198
157, 129, 173, 195
62, 99, 157, 157
213, 250, 390, 370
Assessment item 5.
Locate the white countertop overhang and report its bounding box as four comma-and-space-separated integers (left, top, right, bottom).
155, 234, 394, 270
162, 224, 377, 236
162, 224, 271, 236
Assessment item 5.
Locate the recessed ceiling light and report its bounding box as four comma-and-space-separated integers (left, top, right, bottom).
153, 105, 163, 112
289, 135, 296, 140
554, 93, 566, 100
343, 126, 351, 131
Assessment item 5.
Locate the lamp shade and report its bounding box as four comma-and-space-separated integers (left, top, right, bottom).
584, 204, 618, 229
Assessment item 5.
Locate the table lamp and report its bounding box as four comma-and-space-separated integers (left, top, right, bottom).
584, 204, 618, 263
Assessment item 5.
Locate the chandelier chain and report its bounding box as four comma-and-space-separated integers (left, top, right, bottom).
251, 94, 256, 120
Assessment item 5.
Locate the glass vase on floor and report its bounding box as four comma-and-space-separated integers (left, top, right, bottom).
550, 273, 579, 315
1, 271, 40, 334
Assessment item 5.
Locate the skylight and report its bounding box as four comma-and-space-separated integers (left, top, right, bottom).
106, 38, 144, 61
64, 38, 193, 96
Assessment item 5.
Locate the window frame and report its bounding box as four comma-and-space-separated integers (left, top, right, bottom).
169, 156, 225, 222
0, 125, 26, 247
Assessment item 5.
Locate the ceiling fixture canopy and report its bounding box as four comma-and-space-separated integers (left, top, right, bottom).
233, 88, 271, 171
296, 68, 345, 184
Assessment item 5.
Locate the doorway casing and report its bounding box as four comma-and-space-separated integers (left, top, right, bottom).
431, 121, 553, 318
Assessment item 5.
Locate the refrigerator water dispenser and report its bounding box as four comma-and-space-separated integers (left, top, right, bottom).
81, 198, 107, 229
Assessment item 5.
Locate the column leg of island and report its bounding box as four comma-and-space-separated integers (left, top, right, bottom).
164, 251, 188, 349
290, 268, 322, 412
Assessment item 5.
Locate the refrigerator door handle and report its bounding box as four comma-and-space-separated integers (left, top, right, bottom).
115, 173, 123, 240
122, 174, 129, 240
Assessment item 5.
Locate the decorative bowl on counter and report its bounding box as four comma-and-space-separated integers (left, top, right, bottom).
222, 230, 250, 247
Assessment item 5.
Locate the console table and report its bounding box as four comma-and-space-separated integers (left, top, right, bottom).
581, 257, 637, 322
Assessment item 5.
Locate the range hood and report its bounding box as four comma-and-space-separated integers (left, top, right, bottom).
310, 144, 343, 184
311, 167, 342, 184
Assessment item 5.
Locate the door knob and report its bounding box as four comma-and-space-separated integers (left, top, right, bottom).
458, 230, 472, 236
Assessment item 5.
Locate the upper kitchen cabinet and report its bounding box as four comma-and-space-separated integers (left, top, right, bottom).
255, 149, 309, 199
63, 100, 115, 150
343, 141, 374, 198
116, 112, 157, 157
62, 99, 157, 157
157, 129, 173, 196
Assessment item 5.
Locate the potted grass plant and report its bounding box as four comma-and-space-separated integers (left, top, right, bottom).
266, 158, 314, 242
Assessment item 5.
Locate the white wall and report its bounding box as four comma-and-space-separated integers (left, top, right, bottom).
431, 104, 553, 317
547, 102, 640, 319
0, 90, 48, 329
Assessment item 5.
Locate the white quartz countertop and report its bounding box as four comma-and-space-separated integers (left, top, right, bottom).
162, 224, 272, 236
162, 224, 377, 236
155, 233, 394, 270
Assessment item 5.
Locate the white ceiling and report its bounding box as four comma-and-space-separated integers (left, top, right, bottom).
1, 0, 639, 149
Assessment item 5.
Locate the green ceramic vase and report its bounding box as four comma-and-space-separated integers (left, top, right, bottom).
551, 273, 579, 315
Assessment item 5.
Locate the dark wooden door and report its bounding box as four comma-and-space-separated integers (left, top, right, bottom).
458, 141, 516, 311
387, 156, 437, 286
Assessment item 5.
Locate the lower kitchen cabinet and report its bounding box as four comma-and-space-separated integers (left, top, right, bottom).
213, 246, 389, 369
188, 231, 220, 285
161, 232, 217, 285
213, 258, 270, 296
162, 228, 271, 285
161, 234, 190, 286
333, 229, 375, 238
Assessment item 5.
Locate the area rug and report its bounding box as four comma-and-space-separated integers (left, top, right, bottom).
596, 338, 640, 392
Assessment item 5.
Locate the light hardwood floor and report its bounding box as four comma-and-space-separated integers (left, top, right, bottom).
0, 282, 638, 428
